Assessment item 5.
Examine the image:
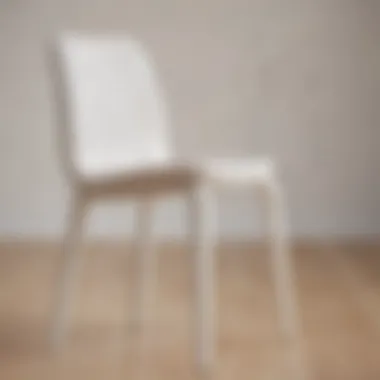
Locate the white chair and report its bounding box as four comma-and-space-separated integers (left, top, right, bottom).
49, 32, 299, 372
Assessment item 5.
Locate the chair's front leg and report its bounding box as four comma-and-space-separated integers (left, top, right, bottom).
52, 192, 87, 348
129, 199, 156, 331
265, 179, 299, 341
188, 184, 217, 373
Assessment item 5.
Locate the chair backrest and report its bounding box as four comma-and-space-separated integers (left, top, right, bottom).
51, 33, 171, 179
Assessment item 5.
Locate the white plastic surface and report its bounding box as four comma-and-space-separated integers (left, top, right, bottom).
203, 157, 274, 185
58, 33, 171, 178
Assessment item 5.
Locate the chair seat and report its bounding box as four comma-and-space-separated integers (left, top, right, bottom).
78, 157, 275, 198
202, 158, 274, 186
81, 160, 199, 198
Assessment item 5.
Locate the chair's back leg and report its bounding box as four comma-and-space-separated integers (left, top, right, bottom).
51, 193, 87, 348
129, 199, 156, 331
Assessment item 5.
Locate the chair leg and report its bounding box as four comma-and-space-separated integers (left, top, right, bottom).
51, 194, 87, 348
266, 179, 299, 341
188, 185, 216, 373
129, 199, 156, 330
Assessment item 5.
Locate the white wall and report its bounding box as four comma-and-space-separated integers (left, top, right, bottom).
0, 0, 379, 239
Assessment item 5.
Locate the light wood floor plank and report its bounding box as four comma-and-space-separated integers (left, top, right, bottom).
0, 242, 379, 379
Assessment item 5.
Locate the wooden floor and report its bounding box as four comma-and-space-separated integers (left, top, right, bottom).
0, 242, 380, 380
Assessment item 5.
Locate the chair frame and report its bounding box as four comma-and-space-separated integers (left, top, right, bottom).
48, 34, 300, 374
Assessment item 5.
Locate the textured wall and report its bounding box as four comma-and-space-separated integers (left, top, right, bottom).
0, 0, 379, 239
